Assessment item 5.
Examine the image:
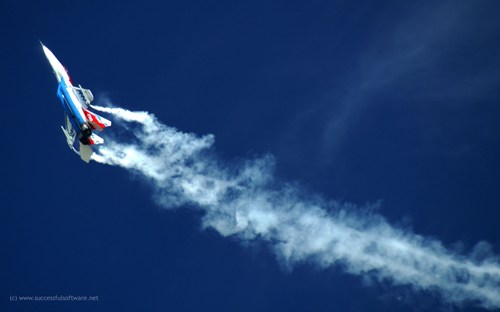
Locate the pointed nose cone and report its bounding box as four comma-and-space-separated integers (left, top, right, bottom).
40, 42, 70, 83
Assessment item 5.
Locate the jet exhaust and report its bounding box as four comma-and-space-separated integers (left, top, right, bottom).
90, 104, 500, 310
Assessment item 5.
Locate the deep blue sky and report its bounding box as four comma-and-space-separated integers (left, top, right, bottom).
2, 0, 500, 311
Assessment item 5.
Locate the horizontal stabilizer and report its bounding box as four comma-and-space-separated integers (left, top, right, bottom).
84, 109, 112, 131
79, 143, 93, 163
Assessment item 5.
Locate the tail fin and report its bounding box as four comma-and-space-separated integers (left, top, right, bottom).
88, 133, 104, 145
83, 109, 112, 131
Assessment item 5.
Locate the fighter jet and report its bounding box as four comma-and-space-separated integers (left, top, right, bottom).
41, 42, 111, 163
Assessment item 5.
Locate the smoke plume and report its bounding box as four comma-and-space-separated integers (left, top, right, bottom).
91, 104, 500, 310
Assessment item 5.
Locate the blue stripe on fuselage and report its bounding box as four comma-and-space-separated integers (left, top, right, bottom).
57, 79, 85, 131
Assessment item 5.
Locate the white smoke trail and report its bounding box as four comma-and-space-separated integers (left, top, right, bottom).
91, 104, 500, 310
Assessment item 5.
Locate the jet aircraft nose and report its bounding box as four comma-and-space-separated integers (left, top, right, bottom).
40, 42, 70, 83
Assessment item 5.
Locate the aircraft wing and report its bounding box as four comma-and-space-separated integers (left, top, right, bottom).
61, 115, 77, 150
70, 85, 94, 108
